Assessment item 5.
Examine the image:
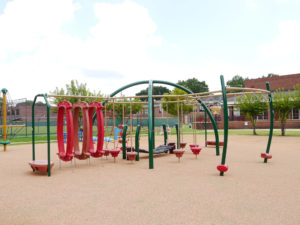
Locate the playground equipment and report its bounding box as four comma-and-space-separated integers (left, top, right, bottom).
173, 149, 185, 162
191, 147, 202, 159
30, 75, 274, 176
0, 88, 25, 151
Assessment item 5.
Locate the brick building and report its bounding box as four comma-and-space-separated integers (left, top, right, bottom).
224, 73, 300, 129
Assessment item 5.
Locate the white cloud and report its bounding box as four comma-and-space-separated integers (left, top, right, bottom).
0, 0, 164, 99
246, 0, 257, 8
258, 20, 300, 75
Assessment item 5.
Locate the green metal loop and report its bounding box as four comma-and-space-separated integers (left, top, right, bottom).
265, 82, 274, 163
220, 75, 229, 176
122, 125, 128, 159
32, 94, 51, 176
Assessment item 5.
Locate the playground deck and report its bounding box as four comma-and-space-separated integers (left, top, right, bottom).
0, 134, 299, 225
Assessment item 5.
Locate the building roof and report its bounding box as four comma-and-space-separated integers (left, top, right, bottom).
244, 73, 300, 91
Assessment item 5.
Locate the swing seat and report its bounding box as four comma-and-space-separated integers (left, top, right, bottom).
57, 152, 74, 161
180, 143, 187, 149
103, 149, 110, 156
173, 149, 185, 158
127, 152, 137, 161
191, 147, 202, 155
74, 151, 90, 160
206, 141, 224, 146
90, 150, 105, 158
29, 160, 54, 173
109, 149, 121, 158
189, 144, 199, 149
261, 153, 272, 159
217, 164, 228, 173
167, 142, 176, 153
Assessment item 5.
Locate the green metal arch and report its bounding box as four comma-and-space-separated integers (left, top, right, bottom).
32, 94, 51, 176
107, 80, 220, 169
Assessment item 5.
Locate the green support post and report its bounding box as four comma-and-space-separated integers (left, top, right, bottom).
162, 124, 167, 145
220, 75, 229, 176
148, 81, 154, 169
265, 82, 274, 163
205, 110, 207, 147
135, 125, 141, 161
175, 124, 180, 149
122, 125, 128, 159
32, 94, 51, 176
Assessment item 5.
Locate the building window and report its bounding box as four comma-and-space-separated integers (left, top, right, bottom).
7, 110, 10, 116
292, 109, 299, 120
16, 109, 20, 115
12, 110, 15, 115
257, 110, 268, 120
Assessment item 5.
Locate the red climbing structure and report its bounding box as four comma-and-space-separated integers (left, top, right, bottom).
73, 101, 90, 160
57, 101, 74, 161
88, 102, 105, 158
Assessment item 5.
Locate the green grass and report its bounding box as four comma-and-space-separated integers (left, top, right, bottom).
2, 125, 300, 146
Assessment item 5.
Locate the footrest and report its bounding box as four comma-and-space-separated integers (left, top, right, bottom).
0, 140, 10, 145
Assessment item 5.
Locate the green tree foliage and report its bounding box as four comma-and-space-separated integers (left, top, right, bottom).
273, 88, 294, 136
226, 75, 246, 88
177, 78, 209, 93
136, 86, 170, 101
162, 88, 193, 117
51, 80, 104, 107
236, 94, 268, 135
106, 98, 144, 125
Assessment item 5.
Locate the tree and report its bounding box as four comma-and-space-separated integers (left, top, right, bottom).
106, 98, 144, 125
236, 94, 268, 135
226, 75, 246, 88
51, 80, 104, 107
177, 78, 209, 93
162, 88, 193, 117
273, 88, 294, 136
136, 86, 170, 101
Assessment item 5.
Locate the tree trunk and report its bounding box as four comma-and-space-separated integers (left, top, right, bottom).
281, 121, 285, 136
251, 118, 257, 135
253, 126, 257, 135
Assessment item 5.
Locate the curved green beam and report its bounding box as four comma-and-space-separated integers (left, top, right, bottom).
220, 75, 229, 176
122, 125, 128, 159
135, 125, 141, 161
148, 80, 154, 168
32, 94, 51, 177
104, 79, 220, 169
264, 82, 273, 163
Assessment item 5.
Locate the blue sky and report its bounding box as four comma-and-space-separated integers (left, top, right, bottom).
1, 0, 300, 99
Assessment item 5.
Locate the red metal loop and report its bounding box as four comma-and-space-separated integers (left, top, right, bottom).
73, 101, 90, 160
88, 102, 104, 158
57, 101, 74, 161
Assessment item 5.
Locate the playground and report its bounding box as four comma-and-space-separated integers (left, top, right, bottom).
0, 134, 299, 225
1, 76, 300, 224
